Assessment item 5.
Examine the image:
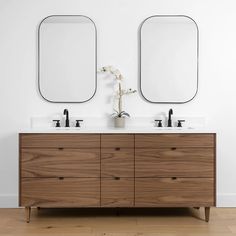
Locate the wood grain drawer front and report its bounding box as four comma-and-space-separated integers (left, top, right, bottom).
20, 134, 100, 148
21, 149, 100, 178
21, 178, 100, 207
135, 178, 215, 207
135, 148, 214, 177
101, 148, 134, 177
101, 134, 134, 148
101, 178, 134, 207
135, 134, 215, 148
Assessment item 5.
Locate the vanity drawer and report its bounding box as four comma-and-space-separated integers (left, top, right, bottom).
101, 148, 134, 177
21, 177, 100, 207
21, 148, 100, 177
135, 178, 215, 207
20, 134, 100, 148
135, 148, 214, 177
101, 134, 134, 148
135, 134, 215, 148
101, 177, 134, 207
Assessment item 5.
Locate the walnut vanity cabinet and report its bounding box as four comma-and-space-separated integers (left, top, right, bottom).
101, 134, 134, 207
19, 133, 216, 223
135, 133, 216, 223
19, 134, 101, 223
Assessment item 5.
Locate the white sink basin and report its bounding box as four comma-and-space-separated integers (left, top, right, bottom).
53, 127, 81, 130
154, 127, 195, 130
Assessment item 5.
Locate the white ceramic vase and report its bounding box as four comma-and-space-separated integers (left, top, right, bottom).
114, 117, 125, 128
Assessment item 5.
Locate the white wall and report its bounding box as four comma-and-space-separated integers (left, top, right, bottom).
0, 0, 235, 207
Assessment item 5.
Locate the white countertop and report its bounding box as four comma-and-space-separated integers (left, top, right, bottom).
19, 127, 216, 134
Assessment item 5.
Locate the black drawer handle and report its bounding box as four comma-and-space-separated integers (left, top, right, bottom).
171, 177, 177, 180
58, 147, 64, 151
115, 147, 121, 151
171, 147, 177, 150
59, 177, 64, 180
114, 177, 120, 180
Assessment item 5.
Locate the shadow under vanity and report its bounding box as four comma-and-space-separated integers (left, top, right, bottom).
19, 132, 216, 223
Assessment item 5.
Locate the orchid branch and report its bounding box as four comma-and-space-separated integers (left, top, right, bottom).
99, 65, 137, 118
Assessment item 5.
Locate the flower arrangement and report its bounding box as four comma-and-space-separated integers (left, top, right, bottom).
99, 66, 137, 119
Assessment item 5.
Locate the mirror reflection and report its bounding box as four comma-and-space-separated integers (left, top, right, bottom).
39, 15, 97, 103
140, 15, 198, 103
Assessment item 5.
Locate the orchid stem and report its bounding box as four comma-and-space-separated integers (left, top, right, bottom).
118, 83, 122, 114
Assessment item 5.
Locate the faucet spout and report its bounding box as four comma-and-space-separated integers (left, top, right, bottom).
168, 109, 173, 127
63, 109, 70, 127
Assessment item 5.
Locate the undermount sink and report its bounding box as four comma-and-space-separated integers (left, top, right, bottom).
154, 126, 195, 130
54, 127, 81, 130
27, 115, 207, 133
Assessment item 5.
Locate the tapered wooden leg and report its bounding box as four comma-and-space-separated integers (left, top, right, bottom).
25, 207, 31, 223
205, 207, 210, 222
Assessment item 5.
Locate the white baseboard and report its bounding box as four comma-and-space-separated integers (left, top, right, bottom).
217, 193, 236, 207
0, 194, 18, 208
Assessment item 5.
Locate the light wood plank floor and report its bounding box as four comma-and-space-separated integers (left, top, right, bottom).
1, 207, 236, 236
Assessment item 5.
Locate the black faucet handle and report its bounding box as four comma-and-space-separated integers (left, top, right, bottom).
63, 109, 70, 127
167, 108, 174, 127
155, 119, 163, 127
63, 109, 68, 115
75, 120, 83, 128
177, 120, 185, 127
53, 120, 61, 127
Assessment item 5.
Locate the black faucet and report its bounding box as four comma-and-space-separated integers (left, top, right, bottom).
167, 109, 173, 127
63, 109, 70, 127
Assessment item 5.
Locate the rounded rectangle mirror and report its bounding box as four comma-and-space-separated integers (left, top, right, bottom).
38, 15, 97, 103
140, 15, 198, 103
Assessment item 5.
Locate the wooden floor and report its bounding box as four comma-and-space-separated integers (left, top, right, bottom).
1, 207, 236, 235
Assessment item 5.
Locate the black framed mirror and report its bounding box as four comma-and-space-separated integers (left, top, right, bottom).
140, 15, 199, 103
38, 15, 97, 103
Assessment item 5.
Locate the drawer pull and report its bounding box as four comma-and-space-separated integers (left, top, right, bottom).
58, 147, 64, 151
114, 177, 120, 180
171, 177, 177, 180
58, 177, 64, 180
115, 147, 121, 151
171, 147, 177, 150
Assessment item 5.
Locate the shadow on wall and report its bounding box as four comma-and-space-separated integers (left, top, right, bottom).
0, 132, 19, 184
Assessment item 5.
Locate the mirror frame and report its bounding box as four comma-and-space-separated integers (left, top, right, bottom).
139, 15, 199, 104
38, 15, 97, 103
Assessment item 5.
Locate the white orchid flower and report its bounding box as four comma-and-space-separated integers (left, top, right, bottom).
99, 65, 137, 117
